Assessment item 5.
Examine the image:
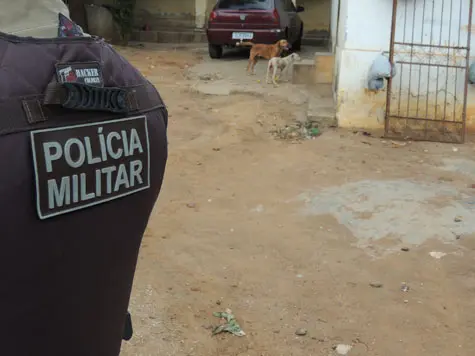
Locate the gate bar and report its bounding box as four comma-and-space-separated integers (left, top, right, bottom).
462, 0, 474, 143
385, 0, 399, 136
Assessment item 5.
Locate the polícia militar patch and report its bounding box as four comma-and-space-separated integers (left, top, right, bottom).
56, 62, 104, 87
30, 116, 150, 220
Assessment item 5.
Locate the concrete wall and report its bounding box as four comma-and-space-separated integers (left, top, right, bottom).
330, 0, 339, 52
134, 0, 331, 33
196, 0, 217, 28
134, 0, 195, 29
299, 0, 332, 32
335, 0, 475, 132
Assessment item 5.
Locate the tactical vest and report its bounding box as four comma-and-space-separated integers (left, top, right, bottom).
0, 33, 168, 355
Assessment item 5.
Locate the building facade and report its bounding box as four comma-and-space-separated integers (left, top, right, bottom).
131, 0, 475, 139
334, 0, 475, 140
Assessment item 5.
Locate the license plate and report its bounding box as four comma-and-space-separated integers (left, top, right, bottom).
232, 32, 254, 40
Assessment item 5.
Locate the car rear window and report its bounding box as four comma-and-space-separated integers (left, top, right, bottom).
216, 0, 272, 10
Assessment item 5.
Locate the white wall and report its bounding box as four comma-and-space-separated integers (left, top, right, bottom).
336, 0, 475, 129
332, 0, 347, 98
330, 0, 339, 53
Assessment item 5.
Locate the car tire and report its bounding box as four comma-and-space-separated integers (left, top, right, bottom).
293, 26, 303, 51
209, 44, 223, 59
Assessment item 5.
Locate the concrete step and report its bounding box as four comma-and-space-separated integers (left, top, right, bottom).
131, 29, 207, 43
292, 59, 315, 85
314, 52, 334, 85
302, 29, 331, 48
307, 96, 337, 128
292, 51, 334, 86
302, 36, 330, 48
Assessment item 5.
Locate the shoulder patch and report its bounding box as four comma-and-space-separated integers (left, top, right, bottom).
58, 13, 84, 37
56, 62, 104, 87
30, 116, 151, 220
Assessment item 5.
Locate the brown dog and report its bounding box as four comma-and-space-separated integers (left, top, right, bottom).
237, 39, 290, 75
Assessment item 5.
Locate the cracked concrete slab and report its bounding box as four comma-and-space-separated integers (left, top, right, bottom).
299, 180, 475, 247
440, 158, 475, 180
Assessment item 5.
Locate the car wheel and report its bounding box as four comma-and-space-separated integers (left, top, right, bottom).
208, 44, 223, 59
293, 26, 303, 51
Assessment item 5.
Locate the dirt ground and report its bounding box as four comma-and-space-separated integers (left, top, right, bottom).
118, 44, 475, 356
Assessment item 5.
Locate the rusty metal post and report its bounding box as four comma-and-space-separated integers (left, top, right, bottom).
462, 0, 474, 143
385, 0, 398, 136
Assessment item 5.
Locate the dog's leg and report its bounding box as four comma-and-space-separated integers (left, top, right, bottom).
266, 62, 272, 84
247, 52, 256, 74
280, 65, 288, 82
272, 64, 279, 86
251, 58, 258, 75
246, 57, 252, 74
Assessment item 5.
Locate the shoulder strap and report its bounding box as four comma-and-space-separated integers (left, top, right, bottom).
0, 81, 166, 136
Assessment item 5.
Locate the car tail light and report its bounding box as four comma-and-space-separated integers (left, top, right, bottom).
209, 10, 217, 22
272, 8, 280, 24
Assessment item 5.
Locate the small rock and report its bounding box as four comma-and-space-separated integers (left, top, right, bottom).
199, 72, 222, 81
186, 203, 196, 209
250, 204, 264, 213
401, 247, 410, 252
454, 216, 463, 222
295, 328, 307, 336
400, 283, 410, 292
369, 282, 383, 288
429, 251, 447, 259
213, 147, 221, 151
216, 300, 222, 305
190, 287, 201, 292
334, 344, 353, 355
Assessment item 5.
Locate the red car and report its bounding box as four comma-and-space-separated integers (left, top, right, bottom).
206, 0, 305, 59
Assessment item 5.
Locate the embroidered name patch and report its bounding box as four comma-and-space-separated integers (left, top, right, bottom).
56, 62, 104, 87
30, 116, 150, 220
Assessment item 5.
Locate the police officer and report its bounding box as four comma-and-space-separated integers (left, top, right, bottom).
0, 1, 168, 355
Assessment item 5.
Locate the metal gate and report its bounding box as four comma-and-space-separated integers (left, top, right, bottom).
385, 0, 473, 143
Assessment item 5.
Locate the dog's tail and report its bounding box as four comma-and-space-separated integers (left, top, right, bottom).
236, 41, 254, 47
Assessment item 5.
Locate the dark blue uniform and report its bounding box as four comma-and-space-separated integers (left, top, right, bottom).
0, 19, 167, 356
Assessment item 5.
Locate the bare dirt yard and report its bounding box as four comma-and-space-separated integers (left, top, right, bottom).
118, 44, 475, 356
